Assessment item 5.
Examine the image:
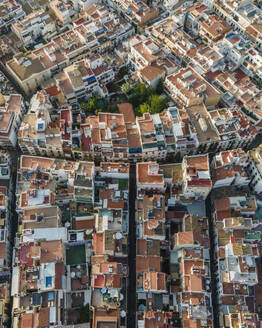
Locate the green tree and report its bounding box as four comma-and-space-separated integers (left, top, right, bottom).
129, 83, 153, 108
87, 97, 97, 112
136, 83, 153, 102
107, 104, 119, 113
95, 108, 101, 115
126, 82, 169, 116
80, 102, 89, 112
101, 99, 119, 113
156, 78, 164, 95
21, 45, 28, 53
79, 304, 90, 323
121, 83, 130, 94
119, 67, 129, 79
148, 94, 168, 114
139, 102, 149, 115
80, 97, 97, 113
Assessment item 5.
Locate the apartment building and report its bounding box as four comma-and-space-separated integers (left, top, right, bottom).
6, 42, 69, 96
91, 162, 129, 327
160, 154, 212, 205
181, 154, 212, 202
0, 94, 25, 149
165, 67, 221, 107
187, 105, 257, 154
209, 0, 262, 50
5, 26, 88, 96
128, 36, 167, 70
207, 69, 262, 126
181, 2, 231, 42
0, 0, 25, 34
248, 146, 262, 194
136, 193, 166, 240
217, 33, 253, 71
241, 47, 262, 82
0, 34, 18, 60
83, 113, 129, 162
160, 107, 199, 156
108, 0, 159, 26
6, 3, 134, 96
91, 257, 128, 327
118, 103, 143, 162
84, 3, 135, 48
52, 55, 115, 103
124, 34, 180, 91
94, 162, 129, 234
137, 311, 176, 327
148, 17, 191, 61
18, 92, 131, 162
212, 149, 250, 188
136, 113, 165, 162
188, 45, 225, 74
0, 282, 10, 326
19, 92, 258, 162
50, 0, 74, 25
51, 0, 98, 23
171, 213, 213, 327
18, 91, 64, 158
12, 155, 95, 327
11, 10, 56, 46
149, 11, 228, 68
138, 65, 165, 89
213, 195, 260, 327
135, 161, 173, 327
136, 162, 165, 197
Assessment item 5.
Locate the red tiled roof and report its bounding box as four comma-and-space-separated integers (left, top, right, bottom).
75, 218, 95, 230
81, 125, 92, 152
75, 18, 85, 25
45, 86, 60, 97
18, 243, 33, 266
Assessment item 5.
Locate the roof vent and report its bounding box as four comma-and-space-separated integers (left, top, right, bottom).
199, 118, 207, 132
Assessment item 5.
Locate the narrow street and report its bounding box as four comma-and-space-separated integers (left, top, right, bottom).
7, 149, 19, 328
9, 149, 19, 249
127, 164, 136, 328
205, 191, 220, 328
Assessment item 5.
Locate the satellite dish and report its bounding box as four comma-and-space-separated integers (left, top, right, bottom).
115, 232, 122, 240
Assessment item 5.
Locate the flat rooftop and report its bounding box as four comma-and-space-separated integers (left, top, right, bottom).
186, 105, 220, 143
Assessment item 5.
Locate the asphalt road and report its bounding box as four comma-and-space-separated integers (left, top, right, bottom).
127, 164, 136, 328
